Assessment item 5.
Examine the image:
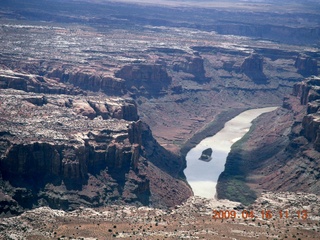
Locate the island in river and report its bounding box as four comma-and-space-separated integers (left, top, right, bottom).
199, 148, 213, 162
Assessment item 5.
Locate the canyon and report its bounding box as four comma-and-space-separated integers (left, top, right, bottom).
0, 1, 319, 238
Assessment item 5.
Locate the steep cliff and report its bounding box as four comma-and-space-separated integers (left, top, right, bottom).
214, 23, 320, 45
0, 69, 84, 95
115, 64, 172, 96
240, 54, 267, 83
48, 68, 126, 96
295, 55, 318, 77
217, 76, 320, 205
294, 76, 320, 151
172, 56, 208, 83
0, 87, 191, 216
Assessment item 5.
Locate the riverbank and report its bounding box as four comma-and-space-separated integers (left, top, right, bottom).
183, 107, 278, 199
216, 107, 283, 205
180, 108, 249, 158
216, 117, 261, 205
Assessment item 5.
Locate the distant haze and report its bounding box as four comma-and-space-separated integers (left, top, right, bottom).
73, 0, 320, 12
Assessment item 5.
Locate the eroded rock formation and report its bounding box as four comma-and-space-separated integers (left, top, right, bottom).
295, 55, 318, 77
115, 64, 172, 96
0, 69, 84, 95
0, 86, 191, 216
240, 54, 267, 83
48, 68, 126, 95
295, 76, 320, 151
173, 56, 208, 83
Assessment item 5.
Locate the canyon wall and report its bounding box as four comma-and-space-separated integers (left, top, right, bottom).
214, 23, 320, 45
217, 76, 320, 205
0, 72, 192, 216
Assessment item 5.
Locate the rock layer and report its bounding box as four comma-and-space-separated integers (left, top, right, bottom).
0, 88, 191, 216
0, 69, 84, 95
48, 68, 126, 96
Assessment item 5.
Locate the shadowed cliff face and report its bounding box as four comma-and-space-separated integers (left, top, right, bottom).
0, 85, 192, 216
115, 64, 172, 96
294, 77, 320, 151
172, 56, 208, 83
295, 55, 318, 77
240, 54, 267, 84
48, 69, 127, 96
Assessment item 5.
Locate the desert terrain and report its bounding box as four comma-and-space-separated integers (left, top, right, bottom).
0, 0, 319, 239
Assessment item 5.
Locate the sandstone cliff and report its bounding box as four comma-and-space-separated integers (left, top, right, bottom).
295, 55, 318, 77
172, 56, 208, 83
240, 54, 267, 83
115, 64, 172, 96
0, 69, 84, 95
48, 68, 126, 96
294, 76, 320, 151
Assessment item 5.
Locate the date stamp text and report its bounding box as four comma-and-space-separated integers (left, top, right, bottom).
212, 210, 308, 220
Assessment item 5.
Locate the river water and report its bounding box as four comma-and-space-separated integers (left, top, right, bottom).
184, 107, 278, 199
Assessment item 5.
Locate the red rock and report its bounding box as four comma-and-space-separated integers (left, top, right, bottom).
115, 64, 172, 95
295, 55, 318, 76
240, 54, 267, 83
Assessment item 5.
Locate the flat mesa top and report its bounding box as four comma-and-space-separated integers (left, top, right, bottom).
0, 89, 131, 144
